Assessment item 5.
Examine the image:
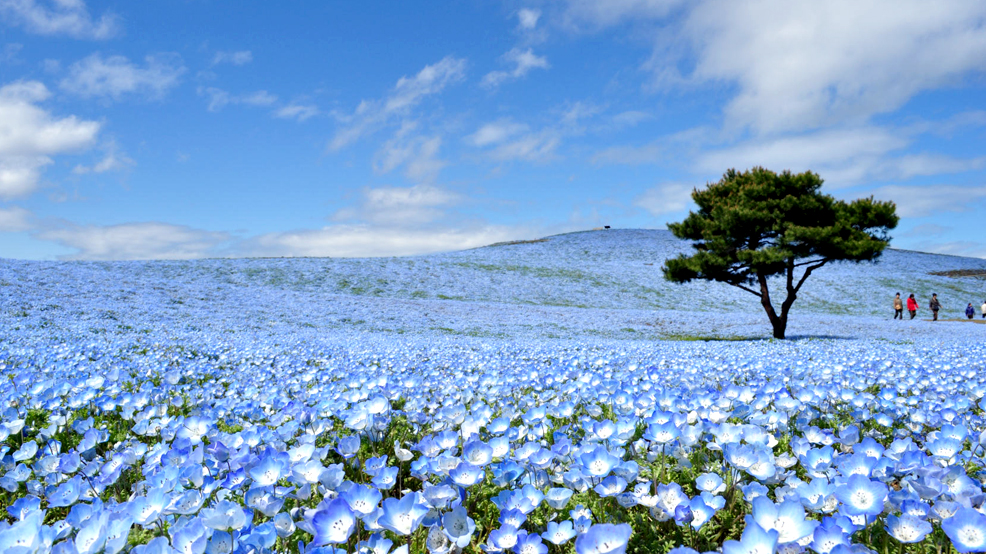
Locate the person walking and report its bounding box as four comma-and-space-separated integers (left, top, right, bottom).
981, 300, 986, 319
967, 303, 976, 320
907, 294, 918, 320
893, 292, 903, 320
930, 293, 941, 321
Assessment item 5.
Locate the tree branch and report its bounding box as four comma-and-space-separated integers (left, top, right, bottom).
792, 258, 827, 268
728, 282, 762, 297
793, 260, 828, 294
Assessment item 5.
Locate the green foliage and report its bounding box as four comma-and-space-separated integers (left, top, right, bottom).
664, 167, 898, 338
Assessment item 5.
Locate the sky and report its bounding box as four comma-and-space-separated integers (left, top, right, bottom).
1, 0, 985, 260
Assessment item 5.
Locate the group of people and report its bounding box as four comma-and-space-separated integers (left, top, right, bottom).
894, 293, 986, 321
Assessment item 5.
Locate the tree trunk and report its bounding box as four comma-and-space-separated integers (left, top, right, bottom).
757, 274, 787, 339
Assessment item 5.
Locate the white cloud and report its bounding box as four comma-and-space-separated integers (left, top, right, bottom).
0, 0, 119, 39
634, 182, 695, 216
469, 120, 528, 147
0, 80, 100, 198
698, 127, 907, 182
274, 103, 319, 122
659, 1, 986, 134
696, 126, 986, 187
329, 56, 467, 151
592, 142, 663, 165
488, 131, 560, 162
517, 8, 541, 30
60, 53, 185, 100
0, 205, 31, 231
333, 184, 459, 226
199, 87, 230, 111
900, 223, 949, 237
212, 50, 252, 66
610, 110, 651, 128
373, 123, 448, 183
241, 90, 277, 106
239, 223, 528, 258
38, 221, 229, 260
198, 87, 278, 112
868, 184, 986, 218
560, 0, 685, 30
468, 118, 562, 162
72, 140, 134, 174
910, 240, 986, 259
481, 48, 549, 89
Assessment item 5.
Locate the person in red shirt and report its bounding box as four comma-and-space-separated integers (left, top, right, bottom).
906, 293, 918, 320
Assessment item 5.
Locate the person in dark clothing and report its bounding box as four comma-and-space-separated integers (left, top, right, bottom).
967, 303, 976, 320
907, 294, 918, 319
893, 292, 903, 320
930, 293, 941, 321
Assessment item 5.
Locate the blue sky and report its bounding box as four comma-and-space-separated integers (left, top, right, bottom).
1, 0, 985, 260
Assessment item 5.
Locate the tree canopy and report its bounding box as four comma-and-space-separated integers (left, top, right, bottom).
663, 167, 898, 339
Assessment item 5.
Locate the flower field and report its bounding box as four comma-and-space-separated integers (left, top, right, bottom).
2, 230, 985, 554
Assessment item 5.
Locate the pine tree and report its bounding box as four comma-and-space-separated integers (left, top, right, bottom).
663, 167, 898, 339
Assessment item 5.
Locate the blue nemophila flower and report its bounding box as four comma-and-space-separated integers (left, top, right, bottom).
75, 511, 110, 554
311, 498, 357, 545
243, 521, 278, 551
834, 475, 887, 517
442, 504, 476, 549
206, 530, 233, 554
450, 462, 485, 487
372, 465, 398, 490
542, 520, 577, 545
48, 475, 82, 507
656, 482, 689, 518
695, 473, 726, 494
293, 459, 327, 484
341, 483, 382, 516
130, 535, 175, 554
594, 475, 628, 497
644, 421, 680, 444
941, 508, 986, 553
377, 492, 429, 536
499, 508, 527, 528
0, 509, 43, 553
7, 495, 41, 520
130, 488, 170, 526
462, 440, 494, 466
515, 531, 548, 554
689, 495, 719, 530
200, 499, 251, 530
722, 517, 779, 554
363, 455, 388, 476
810, 517, 850, 554
579, 446, 621, 477
751, 497, 819, 544
798, 478, 836, 513
884, 514, 932, 544
487, 523, 521, 551
250, 450, 289, 487
545, 487, 574, 509
427, 524, 452, 554
358, 533, 394, 554
274, 512, 296, 537
13, 440, 38, 462
245, 486, 285, 517
170, 517, 208, 554
336, 436, 361, 459
574, 523, 632, 554
168, 489, 204, 515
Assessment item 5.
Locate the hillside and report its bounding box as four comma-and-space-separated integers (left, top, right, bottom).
1, 229, 984, 343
